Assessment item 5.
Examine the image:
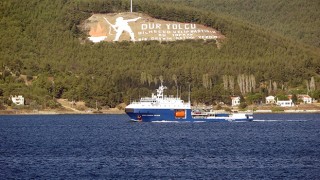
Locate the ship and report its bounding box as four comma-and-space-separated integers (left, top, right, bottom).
125, 83, 253, 122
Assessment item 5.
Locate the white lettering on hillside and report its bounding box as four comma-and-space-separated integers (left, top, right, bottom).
85, 14, 224, 43
137, 23, 218, 41
141, 23, 162, 30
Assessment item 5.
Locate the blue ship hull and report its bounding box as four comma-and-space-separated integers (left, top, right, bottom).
125, 84, 253, 122
125, 108, 253, 122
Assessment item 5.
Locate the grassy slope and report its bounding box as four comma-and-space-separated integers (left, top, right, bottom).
153, 0, 320, 48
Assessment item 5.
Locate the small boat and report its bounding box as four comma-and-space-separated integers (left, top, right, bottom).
125, 83, 253, 122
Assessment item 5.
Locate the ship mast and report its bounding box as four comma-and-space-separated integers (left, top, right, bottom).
156, 82, 167, 99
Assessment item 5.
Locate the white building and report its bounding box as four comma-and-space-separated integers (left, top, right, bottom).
266, 96, 276, 104
231, 96, 240, 106
276, 99, 294, 107
11, 95, 24, 105
298, 94, 313, 104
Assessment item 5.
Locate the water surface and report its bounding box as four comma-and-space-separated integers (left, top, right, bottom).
0, 114, 319, 179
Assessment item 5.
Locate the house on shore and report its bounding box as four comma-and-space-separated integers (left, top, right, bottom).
11, 95, 25, 106
276, 98, 294, 107
297, 94, 313, 104
266, 96, 276, 104
231, 96, 240, 106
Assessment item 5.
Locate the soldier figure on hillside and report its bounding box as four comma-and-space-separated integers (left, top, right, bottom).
105, 16, 141, 42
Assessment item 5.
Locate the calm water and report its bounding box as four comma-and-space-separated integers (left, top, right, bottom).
0, 114, 319, 179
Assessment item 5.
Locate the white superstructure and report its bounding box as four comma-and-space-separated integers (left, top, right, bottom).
126, 83, 190, 109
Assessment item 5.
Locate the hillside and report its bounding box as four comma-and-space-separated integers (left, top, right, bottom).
0, 0, 319, 109
153, 0, 320, 49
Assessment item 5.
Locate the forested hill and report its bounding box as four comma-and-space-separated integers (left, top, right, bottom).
153, 0, 320, 49
0, 0, 319, 109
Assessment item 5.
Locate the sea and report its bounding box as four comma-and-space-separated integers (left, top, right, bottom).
0, 113, 319, 179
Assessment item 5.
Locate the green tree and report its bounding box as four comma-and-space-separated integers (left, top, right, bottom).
291, 94, 298, 104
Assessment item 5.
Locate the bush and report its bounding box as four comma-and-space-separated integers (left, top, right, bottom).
271, 106, 284, 112
27, 75, 33, 81
46, 100, 61, 109
239, 102, 248, 110
0, 101, 6, 110
223, 107, 231, 112
30, 101, 41, 110
116, 104, 125, 110
5, 99, 12, 107
215, 104, 222, 110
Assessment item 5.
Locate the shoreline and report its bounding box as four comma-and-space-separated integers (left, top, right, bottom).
3, 99, 319, 116
254, 109, 320, 113
1, 109, 320, 115
0, 109, 126, 115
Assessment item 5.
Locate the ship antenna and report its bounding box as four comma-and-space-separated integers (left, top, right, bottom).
157, 81, 166, 99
